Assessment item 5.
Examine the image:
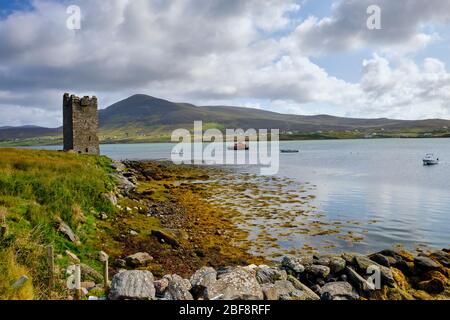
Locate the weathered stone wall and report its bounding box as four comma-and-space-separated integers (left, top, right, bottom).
63, 93, 100, 155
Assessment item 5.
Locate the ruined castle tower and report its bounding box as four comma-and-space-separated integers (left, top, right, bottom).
63, 93, 100, 155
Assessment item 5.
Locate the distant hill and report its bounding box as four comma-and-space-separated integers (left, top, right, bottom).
1, 94, 450, 144
99, 94, 450, 132
0, 125, 61, 141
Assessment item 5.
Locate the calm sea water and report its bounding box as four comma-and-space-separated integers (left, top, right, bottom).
32, 139, 450, 253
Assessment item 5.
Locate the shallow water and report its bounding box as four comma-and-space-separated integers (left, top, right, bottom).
31, 139, 450, 255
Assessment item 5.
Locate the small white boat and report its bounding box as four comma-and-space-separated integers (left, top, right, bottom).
423, 153, 439, 166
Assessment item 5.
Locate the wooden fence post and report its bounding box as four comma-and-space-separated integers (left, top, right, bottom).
0, 225, 7, 239
47, 245, 55, 299
99, 251, 109, 290
74, 264, 81, 300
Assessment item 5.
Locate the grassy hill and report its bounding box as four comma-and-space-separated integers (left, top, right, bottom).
0, 149, 116, 299
1, 94, 450, 145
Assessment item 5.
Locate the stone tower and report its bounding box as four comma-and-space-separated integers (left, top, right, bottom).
63, 93, 100, 155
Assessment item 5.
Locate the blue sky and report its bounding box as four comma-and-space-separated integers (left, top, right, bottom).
0, 0, 450, 126
0, 0, 33, 17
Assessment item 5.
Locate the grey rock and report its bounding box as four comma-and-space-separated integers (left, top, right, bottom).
430, 250, 450, 267
163, 274, 193, 300
58, 222, 80, 244
320, 282, 359, 300
353, 255, 395, 287
154, 278, 169, 297
345, 267, 374, 294
81, 281, 96, 290
190, 267, 217, 298
113, 173, 136, 196
204, 267, 264, 300
281, 255, 308, 274
414, 256, 442, 271
316, 255, 346, 274
369, 253, 392, 267
255, 266, 286, 284
341, 252, 360, 265
287, 275, 320, 300
125, 252, 153, 267
305, 265, 330, 278
80, 264, 103, 283
114, 259, 127, 268
262, 280, 303, 300
102, 192, 117, 206
109, 271, 155, 300
111, 161, 126, 172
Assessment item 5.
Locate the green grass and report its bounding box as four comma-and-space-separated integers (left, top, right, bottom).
2, 126, 450, 147
0, 149, 116, 299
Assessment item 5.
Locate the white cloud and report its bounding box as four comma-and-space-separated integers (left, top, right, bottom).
0, 0, 449, 126
287, 0, 450, 55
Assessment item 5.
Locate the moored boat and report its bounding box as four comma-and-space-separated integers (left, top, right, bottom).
281, 149, 299, 153
423, 153, 439, 165
227, 142, 249, 150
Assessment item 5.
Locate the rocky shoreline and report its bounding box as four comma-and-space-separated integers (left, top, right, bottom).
97, 160, 450, 300
107, 247, 450, 300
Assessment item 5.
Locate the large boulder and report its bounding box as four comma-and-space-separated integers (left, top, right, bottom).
125, 252, 153, 267
287, 275, 320, 300
112, 173, 136, 196
315, 255, 346, 274
369, 253, 393, 267
109, 271, 155, 300
305, 265, 330, 279
346, 267, 375, 294
430, 250, 450, 268
190, 267, 217, 298
320, 282, 359, 300
255, 266, 287, 284
376, 249, 415, 274
204, 267, 264, 300
353, 255, 395, 287
417, 278, 445, 294
281, 255, 313, 274
163, 274, 193, 300
414, 256, 442, 271
262, 280, 304, 300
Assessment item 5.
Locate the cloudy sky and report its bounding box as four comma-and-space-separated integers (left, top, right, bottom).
1, 0, 450, 127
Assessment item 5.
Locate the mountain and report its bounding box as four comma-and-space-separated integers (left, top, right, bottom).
1, 94, 450, 143
0, 125, 61, 141
99, 94, 450, 132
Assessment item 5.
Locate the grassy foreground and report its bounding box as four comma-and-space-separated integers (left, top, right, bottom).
0, 148, 116, 299
0, 149, 260, 300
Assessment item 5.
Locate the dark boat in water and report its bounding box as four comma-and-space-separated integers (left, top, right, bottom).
281, 149, 299, 153
228, 142, 249, 150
